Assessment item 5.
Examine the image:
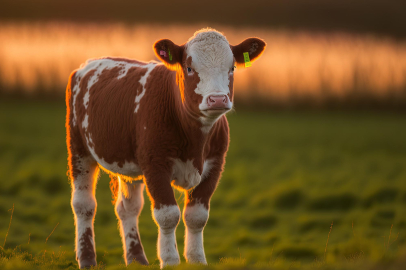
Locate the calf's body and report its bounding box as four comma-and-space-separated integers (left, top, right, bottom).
66, 29, 265, 268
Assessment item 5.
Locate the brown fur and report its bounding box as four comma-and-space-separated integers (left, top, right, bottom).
78, 228, 96, 267
127, 230, 148, 265
231, 38, 267, 68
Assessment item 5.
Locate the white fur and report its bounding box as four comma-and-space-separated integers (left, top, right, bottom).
183, 203, 209, 264
153, 205, 181, 268
115, 178, 146, 265
134, 62, 157, 113
82, 114, 89, 129
201, 158, 214, 180
185, 30, 234, 113
98, 158, 141, 177
71, 76, 81, 126
199, 115, 221, 134
171, 158, 201, 190
83, 90, 90, 109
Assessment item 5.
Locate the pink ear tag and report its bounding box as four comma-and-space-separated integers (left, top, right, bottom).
160, 50, 167, 58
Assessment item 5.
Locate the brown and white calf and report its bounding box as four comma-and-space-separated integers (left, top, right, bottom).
65, 29, 265, 268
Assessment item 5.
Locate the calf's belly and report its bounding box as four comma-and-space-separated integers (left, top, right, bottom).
91, 153, 143, 178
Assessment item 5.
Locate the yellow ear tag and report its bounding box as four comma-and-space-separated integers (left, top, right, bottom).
243, 52, 252, 67
168, 49, 172, 61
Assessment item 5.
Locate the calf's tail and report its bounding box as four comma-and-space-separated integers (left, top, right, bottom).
109, 174, 119, 205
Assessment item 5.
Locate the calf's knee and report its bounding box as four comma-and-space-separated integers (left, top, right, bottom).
184, 203, 209, 233
115, 197, 143, 220
153, 205, 181, 234
72, 194, 96, 220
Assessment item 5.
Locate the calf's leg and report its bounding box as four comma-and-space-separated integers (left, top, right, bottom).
183, 201, 209, 264
183, 158, 223, 264
70, 155, 99, 269
144, 170, 181, 268
115, 178, 148, 265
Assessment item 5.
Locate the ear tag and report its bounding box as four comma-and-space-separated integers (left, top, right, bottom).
160, 50, 167, 58
168, 49, 172, 61
243, 52, 252, 67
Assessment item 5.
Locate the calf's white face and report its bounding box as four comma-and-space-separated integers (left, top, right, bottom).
185, 32, 234, 116
153, 28, 266, 124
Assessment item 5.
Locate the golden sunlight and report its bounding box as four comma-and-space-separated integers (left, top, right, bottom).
1, 22, 406, 101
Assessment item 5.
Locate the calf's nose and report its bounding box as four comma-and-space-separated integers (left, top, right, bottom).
207, 95, 229, 109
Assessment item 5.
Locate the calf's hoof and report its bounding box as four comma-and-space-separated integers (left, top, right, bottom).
160, 257, 180, 268
78, 258, 97, 269
186, 253, 207, 264
127, 252, 149, 266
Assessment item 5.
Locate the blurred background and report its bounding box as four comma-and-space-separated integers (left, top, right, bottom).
0, 1, 406, 269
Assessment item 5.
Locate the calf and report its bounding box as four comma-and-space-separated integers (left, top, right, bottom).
66, 28, 265, 268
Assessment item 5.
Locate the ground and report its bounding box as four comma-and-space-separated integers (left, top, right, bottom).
0, 99, 405, 269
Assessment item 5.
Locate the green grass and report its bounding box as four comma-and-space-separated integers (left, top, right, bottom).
0, 99, 406, 269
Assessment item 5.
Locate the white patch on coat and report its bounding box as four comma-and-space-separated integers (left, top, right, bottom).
185, 30, 234, 113
201, 158, 214, 180
134, 62, 157, 113
83, 90, 90, 109
101, 160, 142, 177
171, 158, 201, 190
115, 179, 146, 265
71, 76, 81, 126
71, 58, 157, 126
153, 205, 181, 268
82, 114, 89, 129
199, 115, 221, 134
183, 203, 209, 264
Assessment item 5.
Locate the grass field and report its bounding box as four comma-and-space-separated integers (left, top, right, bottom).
0, 99, 406, 269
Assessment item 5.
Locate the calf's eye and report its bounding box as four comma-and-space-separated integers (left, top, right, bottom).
186, 67, 194, 75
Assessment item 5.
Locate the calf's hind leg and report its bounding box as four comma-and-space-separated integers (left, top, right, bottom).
115, 178, 149, 265
69, 155, 99, 269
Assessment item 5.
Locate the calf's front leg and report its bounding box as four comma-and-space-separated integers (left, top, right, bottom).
183, 158, 223, 264
183, 201, 209, 264
145, 170, 181, 268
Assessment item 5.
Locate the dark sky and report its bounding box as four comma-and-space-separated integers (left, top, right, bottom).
1, 0, 406, 39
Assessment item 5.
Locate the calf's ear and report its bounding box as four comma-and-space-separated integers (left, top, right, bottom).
231, 38, 266, 68
153, 39, 184, 70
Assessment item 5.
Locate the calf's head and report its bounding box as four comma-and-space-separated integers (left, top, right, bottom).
154, 29, 265, 122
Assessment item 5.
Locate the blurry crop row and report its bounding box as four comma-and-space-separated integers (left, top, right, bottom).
1, 22, 406, 109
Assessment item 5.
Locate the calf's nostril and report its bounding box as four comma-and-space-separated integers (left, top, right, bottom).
207, 95, 229, 108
